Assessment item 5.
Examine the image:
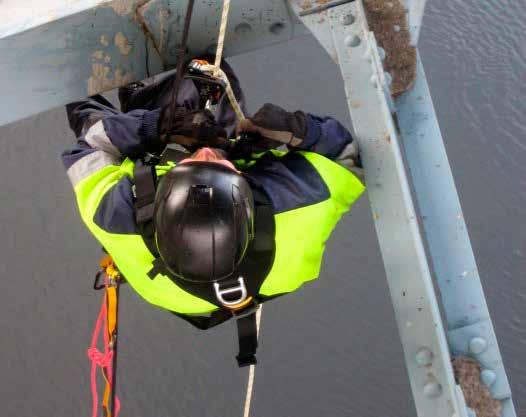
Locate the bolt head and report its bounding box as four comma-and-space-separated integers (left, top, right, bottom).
415, 348, 434, 366
384, 72, 393, 86
469, 337, 488, 355
378, 47, 386, 61
341, 13, 355, 25
480, 369, 497, 387
345, 35, 361, 47
235, 23, 252, 36
270, 22, 286, 35
423, 381, 443, 398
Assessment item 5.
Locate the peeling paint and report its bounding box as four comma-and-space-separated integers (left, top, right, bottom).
106, 0, 135, 16
300, 0, 313, 11
100, 35, 110, 47
87, 63, 133, 96
92, 50, 104, 60
115, 32, 132, 55
104, 54, 112, 63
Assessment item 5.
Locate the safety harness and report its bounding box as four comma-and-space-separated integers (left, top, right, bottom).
133, 148, 275, 367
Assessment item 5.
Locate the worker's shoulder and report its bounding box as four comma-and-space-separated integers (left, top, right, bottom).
242, 150, 331, 214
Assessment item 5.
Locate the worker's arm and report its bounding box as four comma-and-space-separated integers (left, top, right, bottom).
62, 97, 229, 235
63, 95, 164, 164
236, 103, 360, 162
62, 96, 163, 236
239, 103, 363, 213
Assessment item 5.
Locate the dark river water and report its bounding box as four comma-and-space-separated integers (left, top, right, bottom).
0, 1, 524, 416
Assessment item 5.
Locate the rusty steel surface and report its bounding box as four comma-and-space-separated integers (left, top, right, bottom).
0, 0, 307, 127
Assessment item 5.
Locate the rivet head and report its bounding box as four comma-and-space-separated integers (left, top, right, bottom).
341, 13, 355, 25
393, 25, 401, 32
270, 22, 286, 35
423, 381, 443, 398
415, 348, 434, 366
378, 47, 386, 61
345, 35, 361, 47
384, 72, 393, 86
469, 337, 488, 355
480, 369, 497, 387
235, 23, 252, 36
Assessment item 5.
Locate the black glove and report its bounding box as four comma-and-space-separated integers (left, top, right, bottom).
159, 107, 229, 152
236, 103, 308, 148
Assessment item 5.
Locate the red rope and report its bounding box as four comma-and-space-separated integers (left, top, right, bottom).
87, 276, 121, 417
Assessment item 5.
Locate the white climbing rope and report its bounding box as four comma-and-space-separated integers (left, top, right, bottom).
199, 0, 245, 122
208, 4, 258, 414
214, 0, 230, 71
242, 305, 262, 417
216, 4, 258, 416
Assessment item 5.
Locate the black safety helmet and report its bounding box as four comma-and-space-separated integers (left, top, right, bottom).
153, 162, 255, 283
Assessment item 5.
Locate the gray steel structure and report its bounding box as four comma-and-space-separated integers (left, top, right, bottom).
0, 1, 516, 416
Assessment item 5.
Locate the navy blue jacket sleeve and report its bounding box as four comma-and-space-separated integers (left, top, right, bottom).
100, 109, 164, 159
294, 114, 354, 160
62, 96, 163, 170
244, 113, 360, 213
62, 96, 161, 235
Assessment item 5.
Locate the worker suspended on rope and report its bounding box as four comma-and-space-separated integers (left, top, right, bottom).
63, 56, 365, 368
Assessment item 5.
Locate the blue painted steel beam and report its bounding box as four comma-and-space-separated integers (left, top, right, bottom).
396, 55, 516, 415
403, 0, 427, 44
291, 0, 517, 415
290, 2, 469, 416
0, 0, 306, 127
0, 1, 161, 127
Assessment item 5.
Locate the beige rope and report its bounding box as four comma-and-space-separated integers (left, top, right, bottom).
205, 0, 245, 121
242, 305, 262, 417
214, 0, 231, 71
213, 4, 257, 417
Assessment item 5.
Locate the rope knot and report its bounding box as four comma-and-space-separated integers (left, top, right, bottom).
87, 347, 113, 368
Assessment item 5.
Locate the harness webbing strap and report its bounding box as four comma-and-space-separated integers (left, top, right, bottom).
134, 163, 156, 223
236, 311, 258, 367
134, 162, 159, 256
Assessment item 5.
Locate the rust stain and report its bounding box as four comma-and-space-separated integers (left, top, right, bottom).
88, 63, 133, 96
135, 0, 165, 66
115, 32, 132, 55
453, 357, 501, 417
299, 1, 312, 11
363, 0, 417, 96
350, 101, 361, 109
316, 0, 330, 4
